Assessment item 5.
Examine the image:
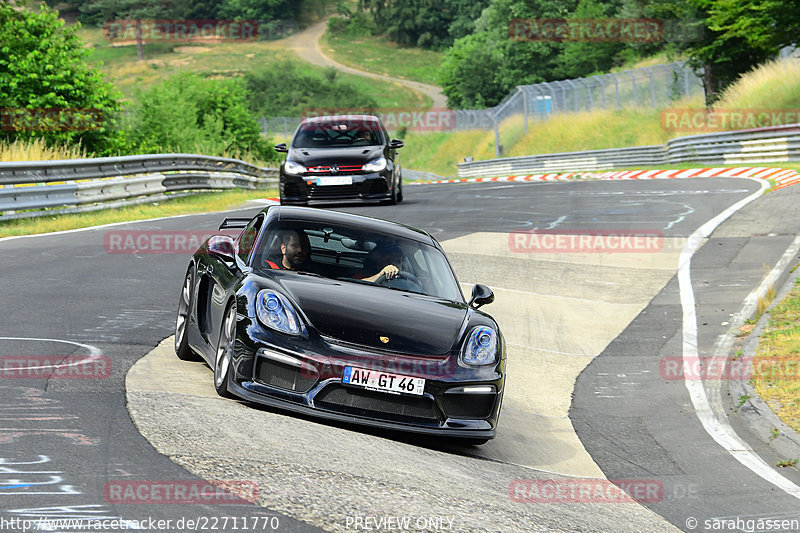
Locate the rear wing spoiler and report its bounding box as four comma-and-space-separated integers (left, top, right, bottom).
218, 217, 251, 230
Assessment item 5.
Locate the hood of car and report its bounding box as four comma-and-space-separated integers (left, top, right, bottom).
276, 274, 467, 355
287, 146, 384, 168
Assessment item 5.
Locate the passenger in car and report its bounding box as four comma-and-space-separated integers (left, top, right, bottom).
359, 244, 403, 282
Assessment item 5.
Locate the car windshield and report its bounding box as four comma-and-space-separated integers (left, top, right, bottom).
252, 220, 463, 302
292, 119, 383, 148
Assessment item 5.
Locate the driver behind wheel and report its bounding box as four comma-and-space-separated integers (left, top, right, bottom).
359, 244, 403, 283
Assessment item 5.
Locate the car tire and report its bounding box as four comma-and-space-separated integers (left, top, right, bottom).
175, 267, 199, 361
397, 177, 403, 203
387, 178, 398, 205
213, 302, 237, 398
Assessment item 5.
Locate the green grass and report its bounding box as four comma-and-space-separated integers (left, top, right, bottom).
0, 188, 276, 238
320, 32, 444, 86
751, 281, 800, 434
80, 28, 428, 109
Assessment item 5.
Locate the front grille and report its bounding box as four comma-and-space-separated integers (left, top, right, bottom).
255, 357, 317, 393
442, 393, 496, 419
307, 164, 364, 175
315, 385, 440, 423
307, 184, 361, 199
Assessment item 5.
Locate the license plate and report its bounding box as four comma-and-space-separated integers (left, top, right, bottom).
316, 176, 352, 186
342, 366, 425, 396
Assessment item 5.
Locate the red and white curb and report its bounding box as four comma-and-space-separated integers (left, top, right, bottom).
412, 167, 800, 191
255, 167, 800, 204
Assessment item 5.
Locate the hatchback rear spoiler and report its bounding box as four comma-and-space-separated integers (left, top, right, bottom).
218, 217, 251, 230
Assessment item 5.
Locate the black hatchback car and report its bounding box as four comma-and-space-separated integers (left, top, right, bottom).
275, 115, 404, 205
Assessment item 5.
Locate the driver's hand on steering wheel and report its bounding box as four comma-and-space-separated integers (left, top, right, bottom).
380, 264, 399, 280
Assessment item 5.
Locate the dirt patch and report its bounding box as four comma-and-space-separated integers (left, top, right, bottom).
174, 46, 211, 54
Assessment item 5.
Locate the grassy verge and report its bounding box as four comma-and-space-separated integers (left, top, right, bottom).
402, 58, 800, 177
1, 138, 88, 162
320, 31, 444, 86
79, 29, 427, 109
752, 277, 800, 434
0, 188, 276, 238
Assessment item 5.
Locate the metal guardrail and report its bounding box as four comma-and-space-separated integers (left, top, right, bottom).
0, 154, 278, 220
458, 124, 800, 178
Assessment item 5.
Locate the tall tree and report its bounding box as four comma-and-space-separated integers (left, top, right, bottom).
80, 0, 181, 60
704, 0, 800, 54
681, 0, 774, 105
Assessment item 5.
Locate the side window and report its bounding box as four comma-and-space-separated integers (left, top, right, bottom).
237, 216, 263, 262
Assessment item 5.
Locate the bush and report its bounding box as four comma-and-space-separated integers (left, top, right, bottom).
326, 13, 375, 37
245, 60, 378, 117
0, 3, 121, 154
123, 73, 276, 162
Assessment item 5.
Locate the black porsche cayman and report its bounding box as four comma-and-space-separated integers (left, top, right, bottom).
174, 206, 505, 443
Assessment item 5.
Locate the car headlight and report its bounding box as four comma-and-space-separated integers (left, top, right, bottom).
460, 326, 497, 366
256, 290, 301, 335
362, 157, 387, 172
284, 161, 307, 175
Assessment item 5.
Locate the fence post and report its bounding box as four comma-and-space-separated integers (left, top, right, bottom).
521, 87, 529, 134
609, 73, 620, 109
578, 78, 592, 111
492, 114, 500, 158
546, 82, 558, 114
599, 76, 606, 109
625, 70, 637, 107
681, 61, 691, 98
642, 67, 656, 108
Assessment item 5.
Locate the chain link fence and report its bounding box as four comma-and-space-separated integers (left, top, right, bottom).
259, 60, 704, 157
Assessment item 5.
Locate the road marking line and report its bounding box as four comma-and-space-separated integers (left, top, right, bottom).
678, 177, 800, 500
0, 337, 101, 356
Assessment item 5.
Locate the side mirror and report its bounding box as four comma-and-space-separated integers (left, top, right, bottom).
274, 143, 288, 153
469, 284, 494, 309
389, 139, 404, 149
207, 235, 237, 263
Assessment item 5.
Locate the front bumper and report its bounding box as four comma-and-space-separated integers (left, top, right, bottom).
280, 171, 392, 204
230, 335, 504, 440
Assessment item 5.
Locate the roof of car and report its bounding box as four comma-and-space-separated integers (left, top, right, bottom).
264, 206, 434, 245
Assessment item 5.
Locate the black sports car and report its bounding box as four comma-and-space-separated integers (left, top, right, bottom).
274, 115, 404, 205
174, 206, 505, 443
